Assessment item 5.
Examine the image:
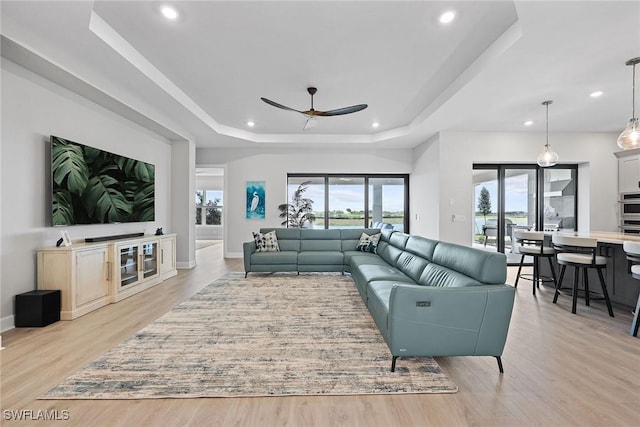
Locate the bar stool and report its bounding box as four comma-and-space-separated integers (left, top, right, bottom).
551, 234, 614, 317
513, 230, 557, 295
622, 241, 640, 336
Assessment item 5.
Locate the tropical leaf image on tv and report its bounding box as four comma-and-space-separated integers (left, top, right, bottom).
51, 136, 155, 225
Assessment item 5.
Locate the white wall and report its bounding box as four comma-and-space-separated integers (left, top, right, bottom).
171, 141, 196, 268
412, 131, 620, 246
0, 59, 174, 331
196, 147, 414, 256
410, 134, 441, 239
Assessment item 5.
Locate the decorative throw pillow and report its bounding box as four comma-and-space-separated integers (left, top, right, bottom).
253, 231, 280, 252
356, 232, 381, 254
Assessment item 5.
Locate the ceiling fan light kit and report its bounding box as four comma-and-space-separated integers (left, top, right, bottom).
618, 57, 640, 150
537, 100, 559, 168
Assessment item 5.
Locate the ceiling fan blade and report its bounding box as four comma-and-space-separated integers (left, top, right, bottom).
313, 104, 368, 116
260, 97, 303, 113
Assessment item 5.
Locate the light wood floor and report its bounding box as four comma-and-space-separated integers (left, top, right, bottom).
2, 244, 639, 426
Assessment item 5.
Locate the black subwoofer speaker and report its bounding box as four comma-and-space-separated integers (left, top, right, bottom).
15, 290, 61, 327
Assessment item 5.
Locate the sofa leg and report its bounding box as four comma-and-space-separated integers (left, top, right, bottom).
391, 356, 398, 372
495, 356, 504, 374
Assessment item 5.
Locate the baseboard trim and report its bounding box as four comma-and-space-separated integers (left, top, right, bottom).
1, 315, 15, 333
177, 260, 197, 269
225, 252, 242, 259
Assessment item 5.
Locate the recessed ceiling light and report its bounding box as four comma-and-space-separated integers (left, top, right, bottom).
439, 11, 456, 24
161, 5, 178, 20
372, 122, 380, 128
524, 120, 534, 126
590, 91, 603, 98
247, 121, 255, 127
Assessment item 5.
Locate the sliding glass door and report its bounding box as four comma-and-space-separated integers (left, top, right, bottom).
328, 177, 365, 229
473, 164, 577, 264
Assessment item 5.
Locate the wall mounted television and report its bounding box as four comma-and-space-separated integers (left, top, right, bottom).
50, 135, 155, 226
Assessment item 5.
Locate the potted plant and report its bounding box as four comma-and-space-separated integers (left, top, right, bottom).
278, 181, 316, 228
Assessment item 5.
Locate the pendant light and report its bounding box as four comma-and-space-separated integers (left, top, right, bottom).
537, 100, 558, 167
618, 57, 640, 150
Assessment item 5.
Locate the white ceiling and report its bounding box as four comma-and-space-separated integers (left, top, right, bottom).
2, 1, 639, 149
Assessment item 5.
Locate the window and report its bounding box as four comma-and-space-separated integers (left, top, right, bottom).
195, 190, 223, 225
328, 177, 365, 229
368, 177, 407, 231
285, 174, 409, 231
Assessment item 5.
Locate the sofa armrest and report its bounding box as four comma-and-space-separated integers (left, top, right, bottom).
387, 284, 515, 357
243, 241, 257, 273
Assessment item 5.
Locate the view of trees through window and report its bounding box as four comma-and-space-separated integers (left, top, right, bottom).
195, 190, 223, 225
472, 165, 577, 261
286, 174, 409, 232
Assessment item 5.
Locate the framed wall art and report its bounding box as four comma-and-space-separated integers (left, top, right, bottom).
246, 181, 265, 219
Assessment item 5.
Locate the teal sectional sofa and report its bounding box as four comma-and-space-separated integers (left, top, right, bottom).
243, 228, 515, 373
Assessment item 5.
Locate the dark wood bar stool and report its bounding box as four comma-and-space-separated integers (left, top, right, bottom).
513, 230, 557, 295
622, 241, 640, 336
551, 234, 614, 317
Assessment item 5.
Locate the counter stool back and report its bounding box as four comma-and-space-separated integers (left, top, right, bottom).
622, 241, 640, 336
551, 234, 614, 317
513, 230, 557, 295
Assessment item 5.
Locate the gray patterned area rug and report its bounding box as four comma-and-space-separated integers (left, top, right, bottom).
41, 272, 457, 399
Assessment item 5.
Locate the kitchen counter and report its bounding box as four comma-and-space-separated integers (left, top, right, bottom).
546, 230, 640, 245
539, 231, 640, 315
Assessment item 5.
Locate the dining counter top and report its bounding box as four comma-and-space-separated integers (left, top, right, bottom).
548, 231, 640, 245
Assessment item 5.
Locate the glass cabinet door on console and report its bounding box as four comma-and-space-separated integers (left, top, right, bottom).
112, 238, 160, 302
120, 245, 139, 286
142, 242, 158, 279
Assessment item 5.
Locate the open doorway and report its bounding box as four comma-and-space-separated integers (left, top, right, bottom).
195, 167, 224, 251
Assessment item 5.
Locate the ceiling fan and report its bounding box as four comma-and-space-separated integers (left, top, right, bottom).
261, 87, 367, 130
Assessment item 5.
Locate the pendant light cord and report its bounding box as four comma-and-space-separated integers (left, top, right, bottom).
545, 102, 549, 148
633, 62, 636, 119
542, 100, 552, 148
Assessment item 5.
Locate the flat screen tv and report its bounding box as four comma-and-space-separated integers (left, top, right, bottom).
50, 135, 155, 226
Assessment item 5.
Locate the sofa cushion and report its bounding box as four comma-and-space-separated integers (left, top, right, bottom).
298, 251, 344, 265
251, 251, 298, 265
300, 229, 342, 251
378, 244, 404, 266
260, 228, 301, 251
343, 251, 380, 268
351, 264, 413, 286
253, 230, 280, 252
404, 235, 438, 262
395, 251, 429, 283
418, 263, 483, 287
432, 241, 507, 284
389, 232, 410, 249
356, 232, 381, 253
349, 253, 391, 269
